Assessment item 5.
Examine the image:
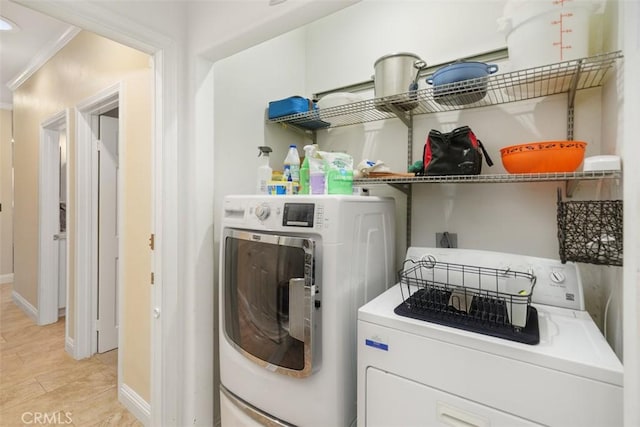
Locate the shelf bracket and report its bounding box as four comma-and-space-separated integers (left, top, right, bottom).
566, 58, 584, 141
389, 183, 411, 196
384, 104, 411, 127
276, 122, 316, 142
565, 179, 579, 198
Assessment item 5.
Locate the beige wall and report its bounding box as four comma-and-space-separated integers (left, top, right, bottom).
1, 108, 13, 279
13, 30, 152, 402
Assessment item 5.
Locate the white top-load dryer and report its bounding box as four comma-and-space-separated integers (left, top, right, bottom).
358, 247, 623, 427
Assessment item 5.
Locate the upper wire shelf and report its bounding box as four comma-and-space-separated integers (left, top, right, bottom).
268, 51, 623, 130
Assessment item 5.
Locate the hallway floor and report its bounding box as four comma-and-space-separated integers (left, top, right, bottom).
0, 282, 142, 426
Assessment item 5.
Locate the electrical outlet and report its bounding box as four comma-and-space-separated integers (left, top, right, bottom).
436, 232, 457, 248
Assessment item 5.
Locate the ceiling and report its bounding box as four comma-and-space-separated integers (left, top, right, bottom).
0, 0, 75, 107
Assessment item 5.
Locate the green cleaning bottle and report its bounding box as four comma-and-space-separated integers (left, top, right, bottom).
300, 144, 317, 195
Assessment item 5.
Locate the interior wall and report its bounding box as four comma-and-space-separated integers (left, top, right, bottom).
621, 1, 640, 425
0, 108, 13, 281
12, 30, 152, 402
120, 63, 153, 402
600, 0, 624, 359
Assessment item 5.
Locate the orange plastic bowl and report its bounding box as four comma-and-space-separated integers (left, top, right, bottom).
500, 141, 587, 174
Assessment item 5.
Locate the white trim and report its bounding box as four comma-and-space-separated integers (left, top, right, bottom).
622, 2, 640, 425
148, 47, 182, 427
7, 27, 81, 92
74, 84, 120, 360
0, 273, 14, 284
120, 383, 151, 426
65, 336, 74, 355
115, 97, 126, 408
13, 1, 164, 56
12, 290, 38, 323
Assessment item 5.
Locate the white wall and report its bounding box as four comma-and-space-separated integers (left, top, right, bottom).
621, 1, 640, 425
304, 0, 506, 94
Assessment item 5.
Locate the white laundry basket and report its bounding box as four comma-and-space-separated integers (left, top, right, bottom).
500, 0, 602, 70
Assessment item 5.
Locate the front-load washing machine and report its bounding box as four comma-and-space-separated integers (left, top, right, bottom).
219, 195, 395, 427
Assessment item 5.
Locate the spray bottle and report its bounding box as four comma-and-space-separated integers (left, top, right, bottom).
256, 146, 273, 194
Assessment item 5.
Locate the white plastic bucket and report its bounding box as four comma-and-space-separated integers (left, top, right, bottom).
500, 0, 600, 70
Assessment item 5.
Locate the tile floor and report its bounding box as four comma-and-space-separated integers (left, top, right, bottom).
0, 282, 142, 426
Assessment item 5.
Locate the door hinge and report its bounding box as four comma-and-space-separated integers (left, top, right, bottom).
96, 139, 101, 152
149, 233, 155, 250
151, 272, 155, 285
94, 319, 100, 331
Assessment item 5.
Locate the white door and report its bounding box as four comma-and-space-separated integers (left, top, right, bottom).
97, 115, 119, 353
57, 132, 67, 312
38, 113, 68, 326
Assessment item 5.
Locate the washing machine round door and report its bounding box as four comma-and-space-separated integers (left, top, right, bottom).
221, 228, 317, 377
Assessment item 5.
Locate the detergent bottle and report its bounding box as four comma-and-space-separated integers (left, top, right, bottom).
256, 146, 273, 194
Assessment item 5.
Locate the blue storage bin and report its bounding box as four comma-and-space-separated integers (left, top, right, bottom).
268, 96, 330, 130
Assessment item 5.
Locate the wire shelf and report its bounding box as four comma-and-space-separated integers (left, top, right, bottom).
353, 170, 621, 186
268, 51, 622, 130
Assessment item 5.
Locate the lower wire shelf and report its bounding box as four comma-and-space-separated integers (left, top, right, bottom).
353, 170, 621, 185
353, 170, 621, 197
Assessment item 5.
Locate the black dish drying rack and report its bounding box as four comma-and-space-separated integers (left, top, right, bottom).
394, 257, 540, 344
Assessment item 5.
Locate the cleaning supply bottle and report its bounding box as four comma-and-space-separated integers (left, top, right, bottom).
283, 144, 300, 184
299, 144, 317, 195
256, 146, 273, 194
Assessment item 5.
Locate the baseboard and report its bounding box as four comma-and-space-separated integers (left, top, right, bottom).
12, 290, 38, 323
120, 383, 151, 426
58, 307, 66, 318
65, 336, 74, 356
0, 273, 14, 284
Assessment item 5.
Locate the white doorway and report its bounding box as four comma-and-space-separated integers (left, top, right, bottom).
38, 110, 69, 327
73, 85, 122, 359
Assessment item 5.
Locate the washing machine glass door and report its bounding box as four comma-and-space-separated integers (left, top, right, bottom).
222, 228, 316, 377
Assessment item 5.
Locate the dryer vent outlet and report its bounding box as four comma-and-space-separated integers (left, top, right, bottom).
436, 232, 457, 248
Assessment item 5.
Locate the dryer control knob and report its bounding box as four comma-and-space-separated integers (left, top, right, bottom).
255, 204, 271, 221
550, 271, 566, 284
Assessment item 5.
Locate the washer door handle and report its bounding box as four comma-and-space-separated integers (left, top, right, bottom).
288, 278, 307, 342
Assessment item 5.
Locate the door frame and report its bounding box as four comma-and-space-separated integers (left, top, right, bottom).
74, 85, 121, 360
16, 1, 180, 424
38, 110, 69, 326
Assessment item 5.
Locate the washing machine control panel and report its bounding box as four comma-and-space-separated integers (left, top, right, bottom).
282, 203, 315, 228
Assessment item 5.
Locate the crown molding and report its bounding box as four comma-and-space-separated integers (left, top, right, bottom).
7, 26, 81, 92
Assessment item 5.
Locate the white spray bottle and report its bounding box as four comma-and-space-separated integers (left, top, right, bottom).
257, 146, 273, 194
